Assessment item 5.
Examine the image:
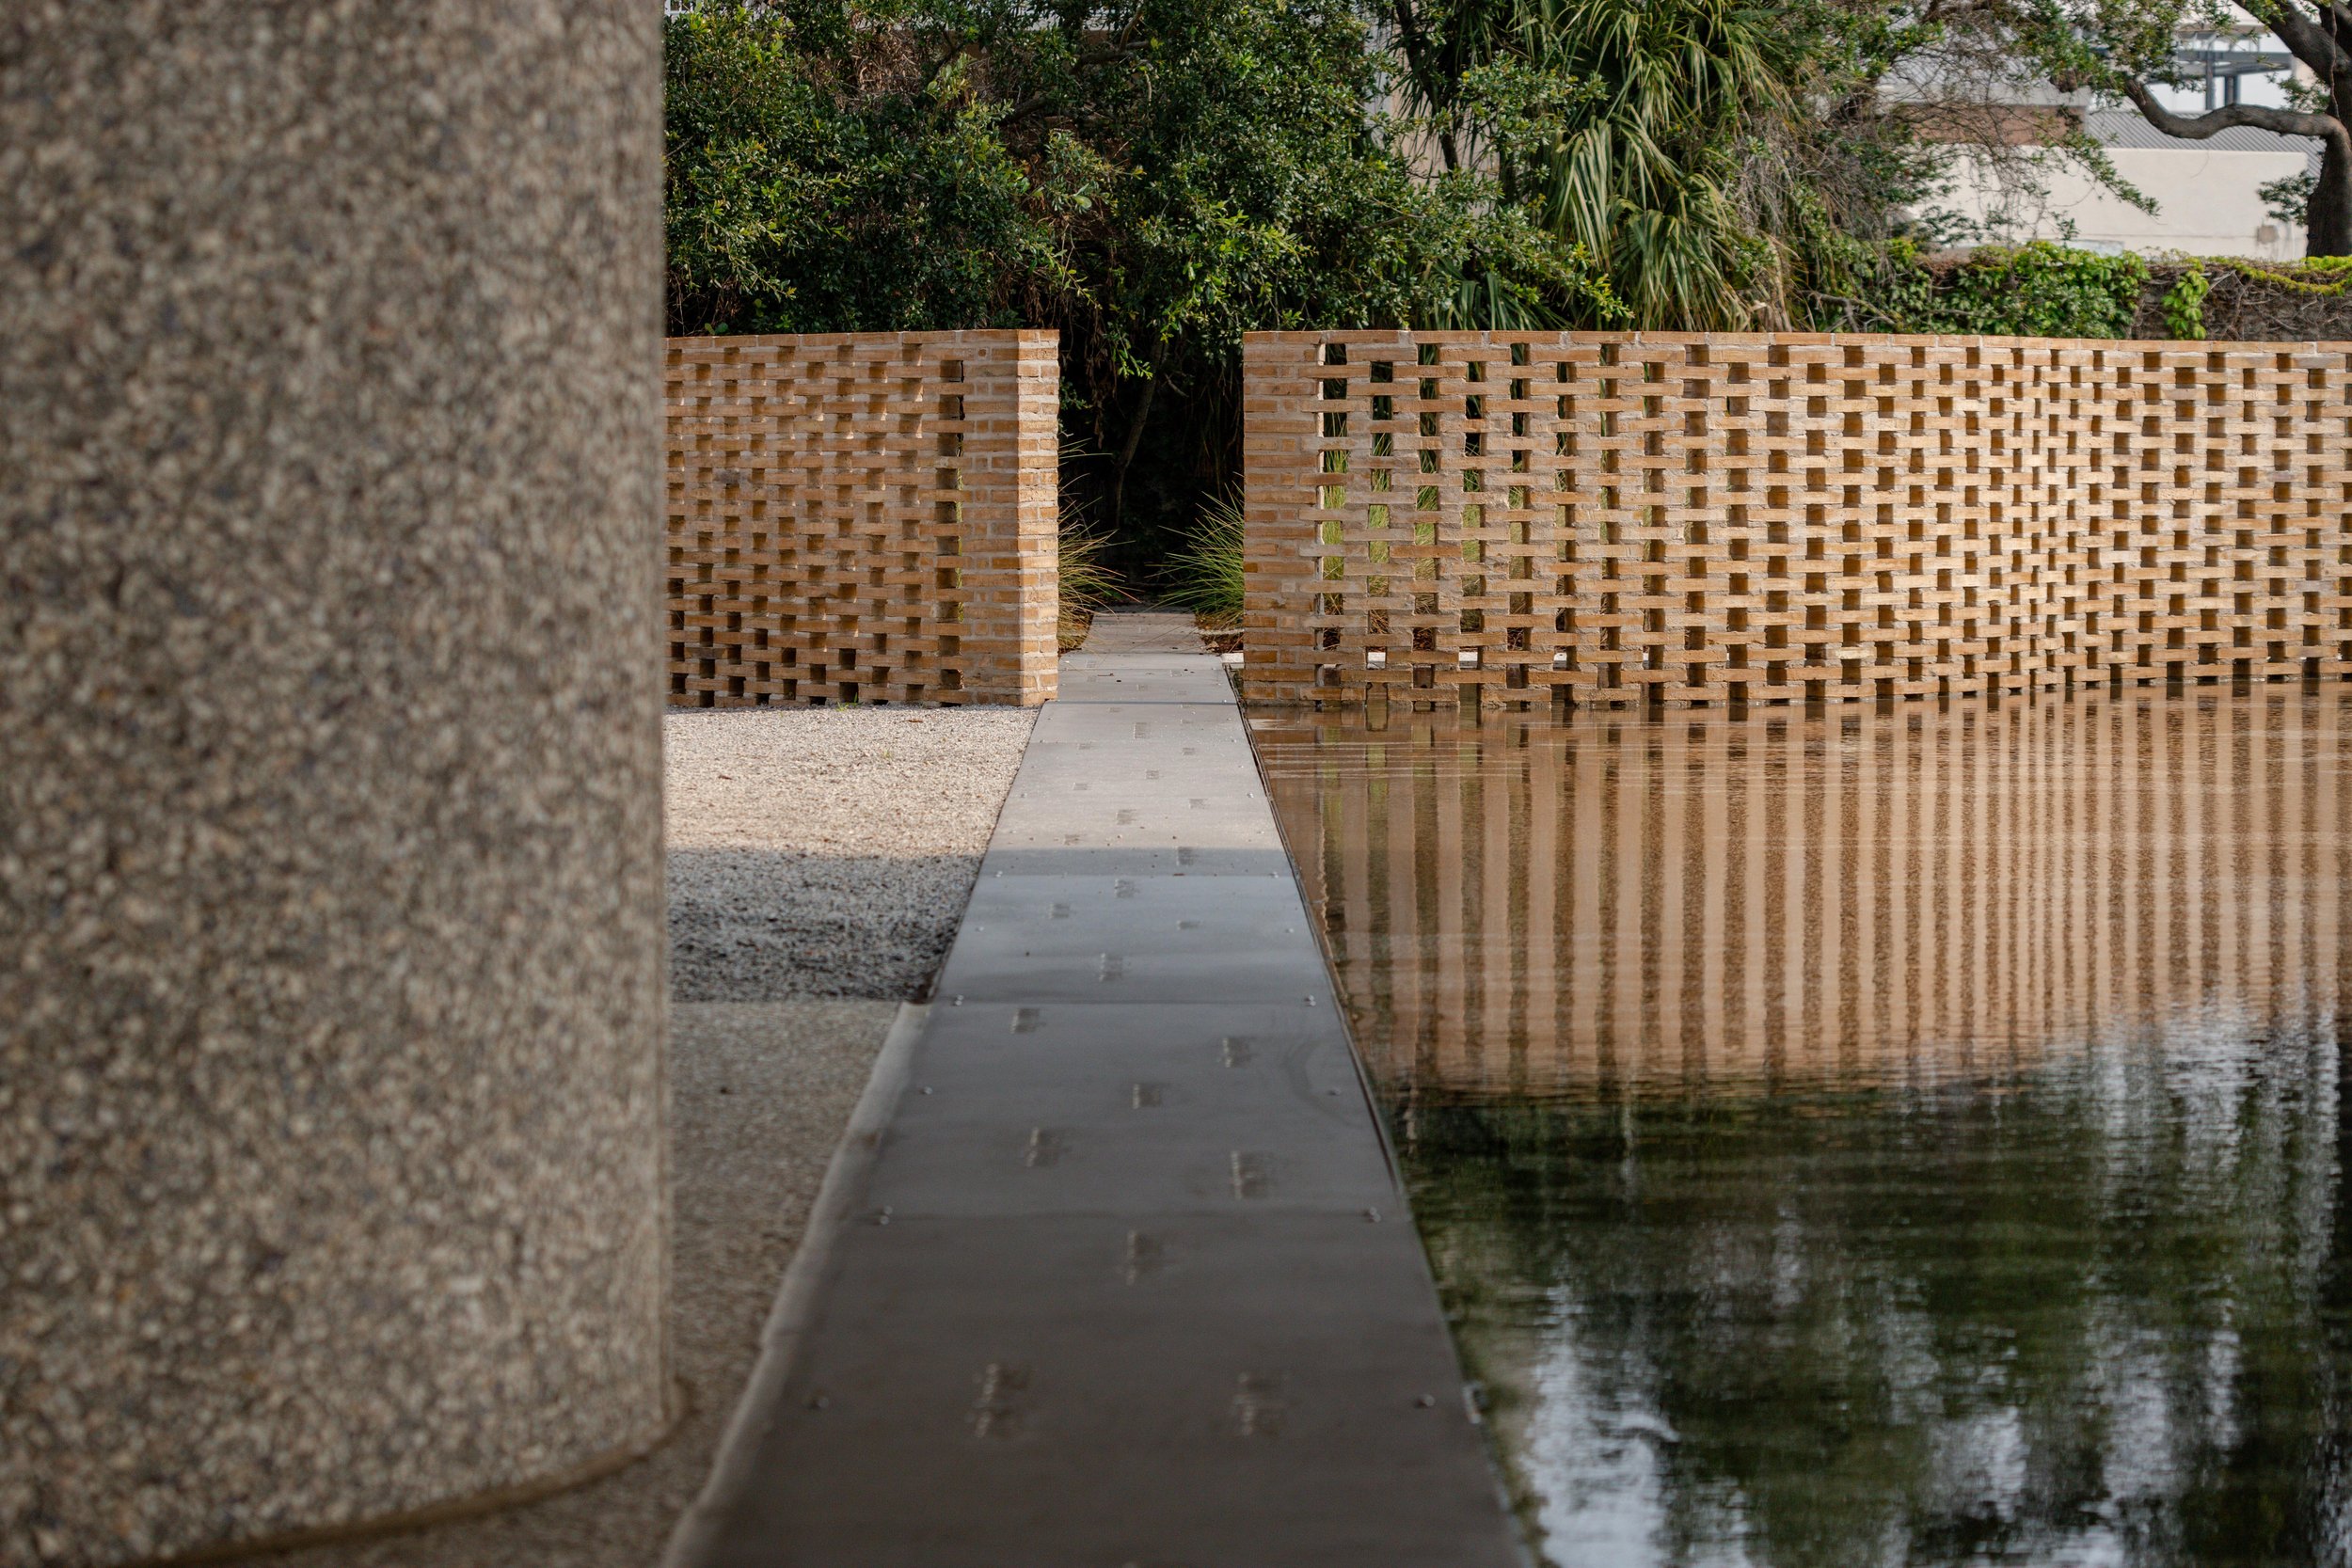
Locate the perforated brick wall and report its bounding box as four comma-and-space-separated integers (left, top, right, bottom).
1241, 330, 2352, 706
667, 330, 1058, 707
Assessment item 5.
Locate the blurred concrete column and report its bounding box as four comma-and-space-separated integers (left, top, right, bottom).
0, 5, 669, 1564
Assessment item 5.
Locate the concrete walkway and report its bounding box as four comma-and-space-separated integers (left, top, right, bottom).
668, 614, 1525, 1567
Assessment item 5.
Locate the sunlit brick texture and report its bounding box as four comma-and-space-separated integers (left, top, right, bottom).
1242, 331, 2352, 706
667, 330, 1059, 707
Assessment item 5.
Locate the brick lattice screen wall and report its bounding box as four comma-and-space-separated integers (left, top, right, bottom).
667, 330, 1058, 707
1241, 330, 2352, 706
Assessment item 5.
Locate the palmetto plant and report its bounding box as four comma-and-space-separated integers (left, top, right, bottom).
1390, 0, 1911, 329
1510, 0, 1794, 327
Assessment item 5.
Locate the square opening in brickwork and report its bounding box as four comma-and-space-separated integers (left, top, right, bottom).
1368, 650, 1387, 669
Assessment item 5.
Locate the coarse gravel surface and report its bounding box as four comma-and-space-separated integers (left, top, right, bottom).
215, 705, 1034, 1568
666, 706, 1039, 1000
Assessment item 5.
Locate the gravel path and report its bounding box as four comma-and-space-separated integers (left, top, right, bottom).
666, 706, 1039, 1000
217, 705, 1035, 1568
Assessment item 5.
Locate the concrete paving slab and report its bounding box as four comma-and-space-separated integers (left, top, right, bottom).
939, 877, 1324, 1003
904, 1001, 1371, 1117
867, 1004, 1393, 1216
694, 1213, 1518, 1568
973, 847, 1296, 879
668, 647, 1526, 1568
1073, 608, 1212, 657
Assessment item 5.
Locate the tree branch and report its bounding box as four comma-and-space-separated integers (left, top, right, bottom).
2119, 77, 2348, 147
1388, 0, 1462, 172
2250, 0, 2352, 80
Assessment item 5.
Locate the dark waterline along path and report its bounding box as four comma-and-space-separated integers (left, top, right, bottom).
672, 614, 1523, 1567
1261, 688, 2352, 1568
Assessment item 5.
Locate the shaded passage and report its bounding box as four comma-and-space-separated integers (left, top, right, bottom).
1258, 689, 2352, 1567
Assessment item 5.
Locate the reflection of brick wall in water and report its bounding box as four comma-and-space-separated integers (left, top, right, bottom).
1258, 693, 2352, 1099
666, 331, 1059, 707
1241, 331, 2352, 707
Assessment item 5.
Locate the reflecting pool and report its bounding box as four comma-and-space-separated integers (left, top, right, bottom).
1257, 689, 2352, 1568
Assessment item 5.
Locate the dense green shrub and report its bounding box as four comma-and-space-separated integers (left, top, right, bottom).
2160, 262, 2210, 341
664, 8, 1056, 335
663, 0, 1618, 565
1388, 0, 1947, 331
1854, 245, 2352, 341
1920, 243, 2149, 340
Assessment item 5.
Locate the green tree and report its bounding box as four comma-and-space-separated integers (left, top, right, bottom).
1993, 0, 2352, 258
663, 0, 1616, 552
1385, 0, 1947, 327
663, 5, 1059, 334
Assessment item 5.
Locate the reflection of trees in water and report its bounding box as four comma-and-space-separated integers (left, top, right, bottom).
1402, 1020, 2352, 1567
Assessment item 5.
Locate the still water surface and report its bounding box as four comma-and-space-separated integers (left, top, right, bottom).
1258, 689, 2352, 1568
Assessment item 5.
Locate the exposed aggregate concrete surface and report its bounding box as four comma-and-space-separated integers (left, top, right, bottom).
666, 706, 1040, 1000
1, 4, 666, 1564
211, 705, 1034, 1568
208, 1001, 898, 1568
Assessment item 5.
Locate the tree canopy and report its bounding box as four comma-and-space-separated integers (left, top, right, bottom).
663, 0, 2349, 562
1988, 0, 2352, 256
665, 0, 1618, 557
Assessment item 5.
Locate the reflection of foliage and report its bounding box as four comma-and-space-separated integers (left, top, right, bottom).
1399, 1030, 2352, 1567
